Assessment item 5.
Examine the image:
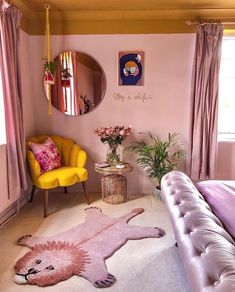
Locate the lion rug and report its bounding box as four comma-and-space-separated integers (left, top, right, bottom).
14, 207, 165, 288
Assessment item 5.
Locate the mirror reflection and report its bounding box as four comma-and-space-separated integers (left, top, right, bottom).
44, 51, 106, 116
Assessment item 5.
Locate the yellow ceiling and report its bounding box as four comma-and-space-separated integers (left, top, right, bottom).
12, 0, 235, 35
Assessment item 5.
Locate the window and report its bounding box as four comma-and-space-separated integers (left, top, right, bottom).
0, 70, 6, 145
218, 37, 235, 141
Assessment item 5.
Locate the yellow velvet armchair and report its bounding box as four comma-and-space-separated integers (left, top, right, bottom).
26, 135, 89, 217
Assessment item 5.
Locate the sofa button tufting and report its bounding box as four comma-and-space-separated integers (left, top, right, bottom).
161, 172, 235, 291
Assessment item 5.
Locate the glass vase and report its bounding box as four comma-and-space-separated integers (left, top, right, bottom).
106, 144, 120, 166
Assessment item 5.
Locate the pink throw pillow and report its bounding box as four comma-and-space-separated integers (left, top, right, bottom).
29, 137, 61, 173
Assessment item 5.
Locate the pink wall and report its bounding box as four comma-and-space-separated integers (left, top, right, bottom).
217, 142, 235, 179
19, 33, 235, 195
27, 34, 194, 194
77, 62, 95, 103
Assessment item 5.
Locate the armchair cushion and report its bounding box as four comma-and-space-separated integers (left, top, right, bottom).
36, 166, 88, 189
29, 137, 61, 173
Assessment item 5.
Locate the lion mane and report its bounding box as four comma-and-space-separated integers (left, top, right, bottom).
14, 241, 89, 287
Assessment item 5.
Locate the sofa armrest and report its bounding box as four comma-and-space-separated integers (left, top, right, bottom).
161, 171, 235, 292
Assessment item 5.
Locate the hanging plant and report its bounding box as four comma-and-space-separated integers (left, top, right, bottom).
43, 58, 57, 74
60, 57, 72, 87
43, 60, 56, 85
61, 68, 72, 87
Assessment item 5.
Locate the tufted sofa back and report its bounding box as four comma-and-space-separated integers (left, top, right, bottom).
26, 135, 82, 167
161, 171, 235, 292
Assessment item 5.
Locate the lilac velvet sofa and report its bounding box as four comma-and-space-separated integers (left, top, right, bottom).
161, 171, 235, 292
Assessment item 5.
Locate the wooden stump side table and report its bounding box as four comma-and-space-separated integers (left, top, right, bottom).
95, 163, 133, 204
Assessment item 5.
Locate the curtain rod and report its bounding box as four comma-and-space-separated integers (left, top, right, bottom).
186, 20, 235, 26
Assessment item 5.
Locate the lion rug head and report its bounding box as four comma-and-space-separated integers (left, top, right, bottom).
14, 241, 89, 287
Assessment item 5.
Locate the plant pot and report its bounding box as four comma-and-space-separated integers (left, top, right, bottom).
152, 186, 164, 201
61, 79, 70, 87
44, 70, 55, 85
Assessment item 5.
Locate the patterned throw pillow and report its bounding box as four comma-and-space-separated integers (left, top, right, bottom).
29, 137, 61, 173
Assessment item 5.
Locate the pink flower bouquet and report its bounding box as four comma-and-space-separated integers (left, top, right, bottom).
94, 125, 132, 147
94, 126, 132, 165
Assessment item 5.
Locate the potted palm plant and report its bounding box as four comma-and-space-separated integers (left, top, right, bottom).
125, 132, 185, 199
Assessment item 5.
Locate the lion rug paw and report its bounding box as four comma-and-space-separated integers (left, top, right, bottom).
14, 207, 165, 288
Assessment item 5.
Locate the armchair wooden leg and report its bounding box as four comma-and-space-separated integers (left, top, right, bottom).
64, 187, 68, 193
82, 181, 90, 204
44, 190, 49, 218
29, 185, 36, 203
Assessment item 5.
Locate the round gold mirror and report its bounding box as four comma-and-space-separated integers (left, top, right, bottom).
44, 51, 106, 116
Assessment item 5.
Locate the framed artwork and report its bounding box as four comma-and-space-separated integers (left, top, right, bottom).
118, 51, 144, 86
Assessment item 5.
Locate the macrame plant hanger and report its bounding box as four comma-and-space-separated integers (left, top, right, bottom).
43, 3, 54, 115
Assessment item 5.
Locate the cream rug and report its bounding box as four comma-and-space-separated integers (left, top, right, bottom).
0, 191, 191, 292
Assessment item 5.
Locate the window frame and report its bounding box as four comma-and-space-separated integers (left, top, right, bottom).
218, 36, 235, 142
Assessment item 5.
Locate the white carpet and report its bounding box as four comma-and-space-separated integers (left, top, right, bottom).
0, 191, 191, 292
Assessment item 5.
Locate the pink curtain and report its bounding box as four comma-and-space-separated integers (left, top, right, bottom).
189, 23, 223, 180
0, 2, 27, 199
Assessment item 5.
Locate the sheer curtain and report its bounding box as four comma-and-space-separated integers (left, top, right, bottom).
0, 1, 27, 200
189, 23, 223, 180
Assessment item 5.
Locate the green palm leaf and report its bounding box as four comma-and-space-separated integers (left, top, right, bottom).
125, 132, 186, 187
